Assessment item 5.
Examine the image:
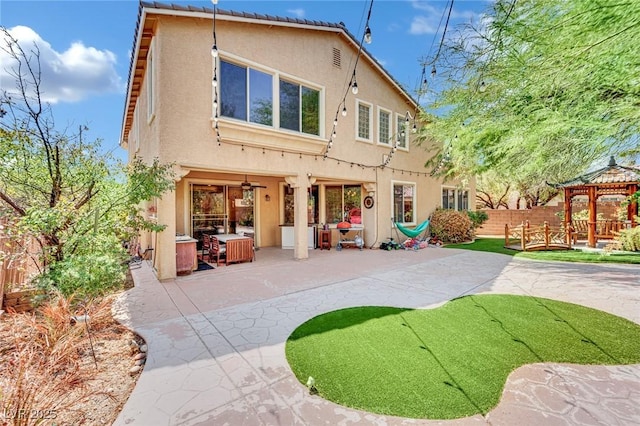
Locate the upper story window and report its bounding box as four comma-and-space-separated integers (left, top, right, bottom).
442, 187, 469, 211
220, 60, 273, 125
280, 80, 320, 135
251, 69, 273, 125
378, 108, 391, 145
393, 182, 415, 224
218, 57, 322, 137
396, 114, 408, 149
132, 104, 140, 153
146, 39, 155, 122
356, 101, 372, 142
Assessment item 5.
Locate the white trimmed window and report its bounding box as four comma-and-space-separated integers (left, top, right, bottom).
146, 39, 155, 122
219, 58, 322, 136
220, 60, 274, 126
393, 181, 415, 224
378, 107, 391, 145
396, 114, 407, 149
442, 187, 469, 211
356, 100, 372, 142
325, 184, 362, 224
133, 104, 139, 153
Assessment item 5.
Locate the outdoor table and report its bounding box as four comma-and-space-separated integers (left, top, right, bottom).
213, 234, 254, 264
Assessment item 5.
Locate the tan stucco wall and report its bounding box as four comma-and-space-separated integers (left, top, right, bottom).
125, 10, 475, 279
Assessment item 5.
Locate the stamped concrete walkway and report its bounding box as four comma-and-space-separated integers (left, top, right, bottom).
112, 247, 640, 425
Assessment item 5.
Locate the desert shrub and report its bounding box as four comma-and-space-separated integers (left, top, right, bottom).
38, 234, 127, 298
0, 294, 124, 425
466, 210, 489, 229
616, 226, 640, 252
430, 208, 474, 243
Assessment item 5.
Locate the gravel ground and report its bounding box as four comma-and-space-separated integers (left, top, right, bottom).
0, 295, 143, 426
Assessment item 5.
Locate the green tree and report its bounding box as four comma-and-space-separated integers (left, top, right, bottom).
0, 28, 174, 296
419, 0, 640, 193
475, 171, 512, 209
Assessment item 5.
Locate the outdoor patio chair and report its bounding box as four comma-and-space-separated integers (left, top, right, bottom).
200, 234, 212, 262
210, 236, 226, 266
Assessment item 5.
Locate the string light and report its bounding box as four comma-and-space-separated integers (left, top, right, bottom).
211, 0, 222, 146
322, 0, 373, 157
364, 25, 372, 44
225, 138, 433, 176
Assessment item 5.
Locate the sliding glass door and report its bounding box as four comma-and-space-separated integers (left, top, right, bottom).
191, 185, 226, 241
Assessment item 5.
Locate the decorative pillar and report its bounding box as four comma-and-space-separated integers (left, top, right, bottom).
629, 184, 638, 227
155, 166, 188, 280
563, 188, 572, 244
156, 188, 177, 279
588, 186, 597, 248
363, 182, 377, 249
284, 174, 311, 260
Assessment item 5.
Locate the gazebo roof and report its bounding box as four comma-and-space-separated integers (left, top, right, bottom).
555, 156, 640, 188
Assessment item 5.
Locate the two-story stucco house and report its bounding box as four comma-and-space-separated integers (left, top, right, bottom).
120, 2, 474, 279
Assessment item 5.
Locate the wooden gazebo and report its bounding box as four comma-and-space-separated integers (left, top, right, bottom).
555, 156, 639, 247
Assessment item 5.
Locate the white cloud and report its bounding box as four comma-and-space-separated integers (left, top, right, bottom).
0, 25, 123, 104
287, 8, 305, 19
410, 16, 439, 35
409, 0, 481, 35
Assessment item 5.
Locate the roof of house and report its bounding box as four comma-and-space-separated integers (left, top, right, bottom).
120, 1, 419, 144
555, 156, 640, 187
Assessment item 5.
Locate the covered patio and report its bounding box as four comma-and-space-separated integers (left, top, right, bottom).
555, 156, 639, 248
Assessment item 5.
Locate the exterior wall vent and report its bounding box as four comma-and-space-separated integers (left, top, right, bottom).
332, 48, 341, 68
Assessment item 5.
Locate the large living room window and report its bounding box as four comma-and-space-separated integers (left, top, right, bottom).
325, 185, 362, 224
393, 182, 415, 224
220, 60, 273, 125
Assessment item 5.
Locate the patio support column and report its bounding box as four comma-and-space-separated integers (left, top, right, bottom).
285, 175, 310, 260
563, 188, 571, 244
156, 188, 177, 279
629, 184, 638, 227
588, 186, 597, 248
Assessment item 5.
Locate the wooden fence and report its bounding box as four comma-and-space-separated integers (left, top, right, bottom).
1, 218, 42, 311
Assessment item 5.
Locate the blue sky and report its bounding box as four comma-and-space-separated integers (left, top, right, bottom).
1, 0, 489, 162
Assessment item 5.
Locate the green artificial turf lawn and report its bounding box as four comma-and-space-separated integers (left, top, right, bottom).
285, 295, 640, 419
445, 238, 640, 264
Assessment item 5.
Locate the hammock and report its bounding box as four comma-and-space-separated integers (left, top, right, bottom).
394, 219, 430, 239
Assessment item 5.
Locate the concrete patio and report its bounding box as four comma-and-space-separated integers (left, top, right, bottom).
112, 246, 640, 425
